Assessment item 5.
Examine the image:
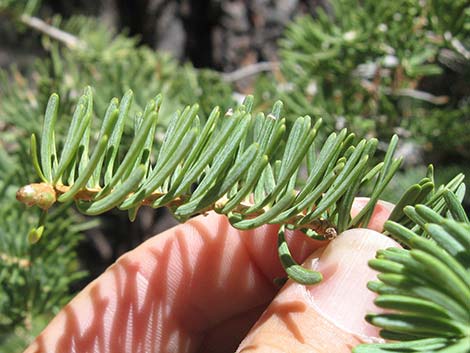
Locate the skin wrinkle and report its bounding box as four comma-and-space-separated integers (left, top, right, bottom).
134, 271, 149, 314
65, 237, 188, 353
173, 227, 212, 335
196, 304, 267, 353
102, 286, 116, 352
188, 232, 276, 348
125, 305, 133, 353
55, 284, 110, 353
239, 226, 285, 282
122, 258, 146, 352
138, 247, 164, 353
184, 219, 285, 353
309, 229, 398, 338
239, 229, 279, 292
184, 218, 274, 330
237, 284, 364, 353
265, 300, 308, 343
109, 261, 131, 352
28, 214, 282, 353
142, 241, 199, 353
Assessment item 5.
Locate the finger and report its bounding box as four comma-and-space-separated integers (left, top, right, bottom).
236, 228, 400, 353
239, 199, 394, 282
24, 199, 394, 353
24, 213, 323, 353
350, 197, 395, 232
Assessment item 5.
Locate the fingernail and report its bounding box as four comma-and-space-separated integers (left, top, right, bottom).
305, 229, 400, 338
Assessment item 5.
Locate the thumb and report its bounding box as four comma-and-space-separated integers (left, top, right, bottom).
236, 228, 400, 353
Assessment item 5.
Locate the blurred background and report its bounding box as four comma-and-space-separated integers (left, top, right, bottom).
0, 0, 469, 351
1, 1, 325, 69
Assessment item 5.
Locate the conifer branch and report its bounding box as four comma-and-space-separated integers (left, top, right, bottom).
17, 87, 465, 285
14, 88, 468, 352
354, 193, 470, 353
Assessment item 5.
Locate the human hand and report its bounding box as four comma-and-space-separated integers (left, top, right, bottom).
24, 198, 398, 353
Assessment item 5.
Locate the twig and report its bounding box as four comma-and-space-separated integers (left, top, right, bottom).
444, 32, 470, 61
17, 182, 336, 237
390, 88, 448, 104
361, 80, 448, 105
450, 38, 470, 61
19, 14, 86, 50
222, 61, 280, 82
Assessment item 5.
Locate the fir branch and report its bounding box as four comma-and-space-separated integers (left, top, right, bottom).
5, 1, 469, 351
16, 87, 466, 288
16, 87, 408, 283
354, 195, 470, 353
15, 87, 469, 352
13, 86, 469, 352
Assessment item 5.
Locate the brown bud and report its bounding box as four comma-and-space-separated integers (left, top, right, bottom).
16, 183, 56, 210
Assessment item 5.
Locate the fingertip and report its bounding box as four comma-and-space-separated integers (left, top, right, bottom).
236, 228, 400, 353
351, 198, 395, 232
310, 228, 400, 338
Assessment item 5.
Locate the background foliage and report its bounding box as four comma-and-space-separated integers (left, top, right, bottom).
0, 0, 469, 351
